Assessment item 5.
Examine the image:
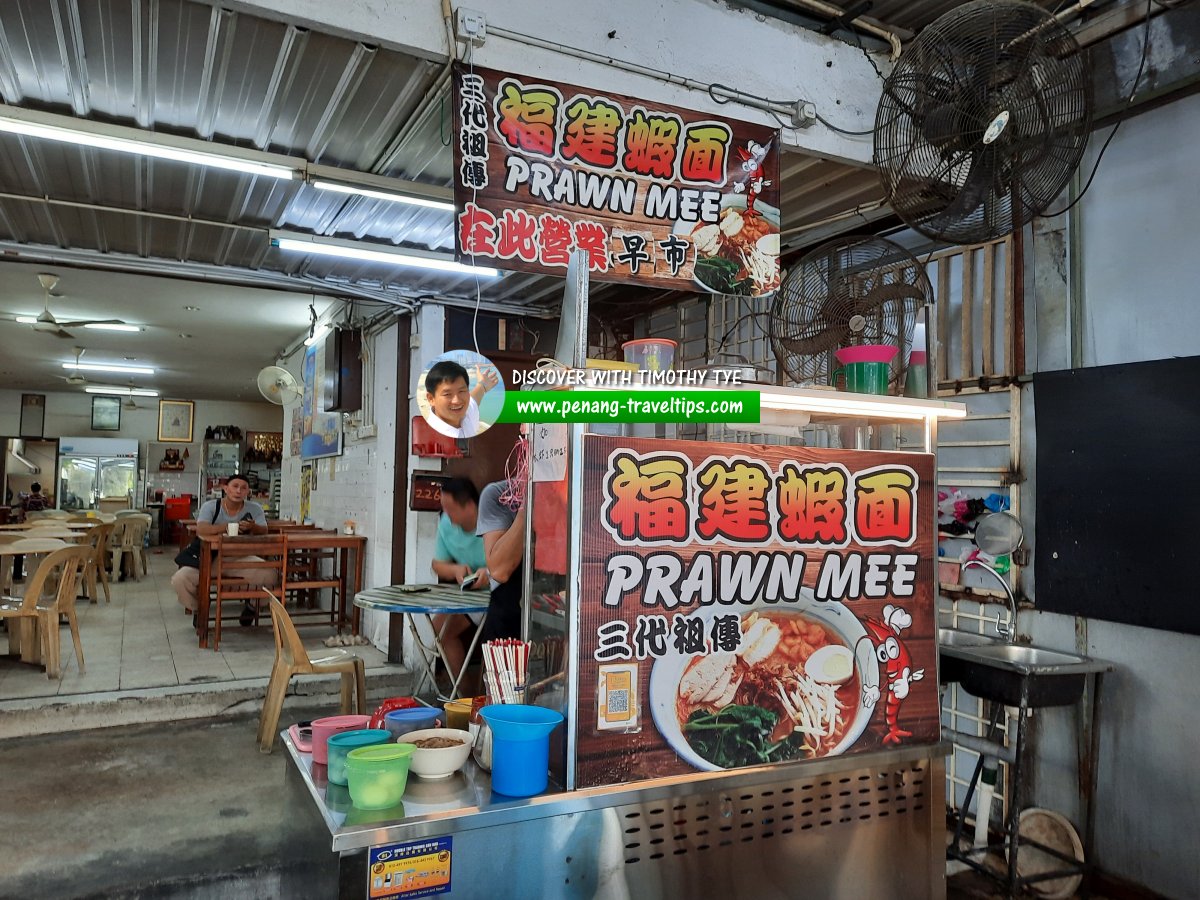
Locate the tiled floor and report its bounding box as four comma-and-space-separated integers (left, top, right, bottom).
0, 548, 390, 699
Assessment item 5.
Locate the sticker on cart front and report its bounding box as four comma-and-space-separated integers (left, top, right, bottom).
367, 837, 452, 899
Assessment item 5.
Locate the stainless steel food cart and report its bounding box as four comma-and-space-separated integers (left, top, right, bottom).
286, 384, 966, 898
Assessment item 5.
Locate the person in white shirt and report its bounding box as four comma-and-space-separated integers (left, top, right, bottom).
424, 359, 499, 439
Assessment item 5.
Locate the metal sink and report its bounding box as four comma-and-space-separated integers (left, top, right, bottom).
938, 627, 1003, 649
940, 639, 1113, 708
937, 628, 1002, 685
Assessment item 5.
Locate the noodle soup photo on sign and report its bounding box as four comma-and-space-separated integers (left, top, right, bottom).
650, 596, 878, 772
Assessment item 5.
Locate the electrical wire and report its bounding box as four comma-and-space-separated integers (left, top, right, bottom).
814, 112, 878, 135
1042, 0, 1154, 217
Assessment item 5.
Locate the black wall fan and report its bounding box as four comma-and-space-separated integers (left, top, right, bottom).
874, 0, 1093, 244
769, 235, 931, 390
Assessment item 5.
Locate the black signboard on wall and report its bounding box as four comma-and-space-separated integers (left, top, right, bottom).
1034, 356, 1200, 636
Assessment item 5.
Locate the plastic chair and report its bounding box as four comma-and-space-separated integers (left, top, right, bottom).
109, 516, 149, 582
212, 535, 286, 651
257, 592, 366, 753
80, 521, 115, 604
0, 533, 20, 596
0, 545, 90, 678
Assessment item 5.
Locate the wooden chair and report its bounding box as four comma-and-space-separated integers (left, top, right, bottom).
80, 521, 115, 604
282, 534, 343, 629
212, 535, 286, 651
0, 545, 90, 678
257, 592, 366, 753
109, 516, 149, 581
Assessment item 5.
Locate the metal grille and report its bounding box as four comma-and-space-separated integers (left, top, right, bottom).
620, 761, 929, 865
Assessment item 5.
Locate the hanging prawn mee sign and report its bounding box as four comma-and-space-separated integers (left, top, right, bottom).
453, 64, 781, 296
575, 435, 938, 789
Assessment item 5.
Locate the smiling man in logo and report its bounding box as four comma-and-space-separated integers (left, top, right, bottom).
424, 359, 499, 439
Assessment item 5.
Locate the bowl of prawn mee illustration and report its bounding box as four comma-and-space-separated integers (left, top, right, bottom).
673, 195, 781, 298
649, 593, 878, 772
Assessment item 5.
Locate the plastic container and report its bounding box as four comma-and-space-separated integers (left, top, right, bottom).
443, 698, 473, 731
402, 728, 474, 779
311, 714, 371, 765
383, 707, 443, 741
479, 704, 565, 797
345, 743, 416, 810
327, 729, 392, 787
367, 696, 422, 730
622, 339, 677, 373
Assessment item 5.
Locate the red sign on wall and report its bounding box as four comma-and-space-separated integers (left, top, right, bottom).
453, 64, 780, 296
574, 435, 938, 789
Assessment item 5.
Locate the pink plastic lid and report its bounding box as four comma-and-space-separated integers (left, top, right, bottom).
835, 344, 898, 365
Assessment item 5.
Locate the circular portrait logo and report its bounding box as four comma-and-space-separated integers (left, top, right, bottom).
417, 350, 505, 440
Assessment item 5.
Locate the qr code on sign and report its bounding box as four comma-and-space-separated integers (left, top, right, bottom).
598, 663, 639, 731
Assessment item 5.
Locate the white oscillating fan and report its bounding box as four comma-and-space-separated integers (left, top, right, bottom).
256, 366, 303, 406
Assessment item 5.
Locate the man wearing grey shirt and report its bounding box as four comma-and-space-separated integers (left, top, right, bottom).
476, 479, 526, 642
171, 473, 277, 626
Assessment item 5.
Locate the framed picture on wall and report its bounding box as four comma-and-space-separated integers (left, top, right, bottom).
158, 399, 195, 442
91, 395, 122, 431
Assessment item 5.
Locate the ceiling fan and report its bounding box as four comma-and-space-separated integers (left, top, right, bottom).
1, 273, 129, 339
58, 347, 90, 386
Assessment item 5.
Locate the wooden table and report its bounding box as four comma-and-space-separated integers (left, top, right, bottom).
194, 532, 368, 649
353, 585, 490, 700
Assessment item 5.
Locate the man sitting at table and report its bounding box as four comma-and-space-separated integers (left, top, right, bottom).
171, 473, 276, 627
429, 477, 489, 684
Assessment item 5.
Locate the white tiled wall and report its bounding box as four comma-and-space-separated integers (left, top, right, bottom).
279, 323, 401, 649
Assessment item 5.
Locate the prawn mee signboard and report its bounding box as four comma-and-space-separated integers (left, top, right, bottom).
453, 64, 780, 296
576, 434, 938, 789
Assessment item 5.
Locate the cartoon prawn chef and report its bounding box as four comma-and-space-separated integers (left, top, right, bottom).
732, 139, 772, 217
859, 604, 925, 746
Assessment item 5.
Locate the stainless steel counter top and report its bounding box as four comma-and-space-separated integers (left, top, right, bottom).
283, 733, 951, 853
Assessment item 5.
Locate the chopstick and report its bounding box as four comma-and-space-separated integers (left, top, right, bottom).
482, 638, 530, 704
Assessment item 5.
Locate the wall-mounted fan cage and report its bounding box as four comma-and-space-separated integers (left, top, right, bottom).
769, 235, 932, 392
874, 0, 1093, 245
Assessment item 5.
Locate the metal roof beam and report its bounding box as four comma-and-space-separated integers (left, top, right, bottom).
216, 0, 884, 165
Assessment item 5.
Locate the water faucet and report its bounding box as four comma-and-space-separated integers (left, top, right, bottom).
962, 560, 1018, 642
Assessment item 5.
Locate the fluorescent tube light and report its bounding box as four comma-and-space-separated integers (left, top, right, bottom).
64, 362, 155, 375
271, 232, 500, 278
0, 113, 297, 180
304, 323, 331, 347
757, 390, 967, 420
85, 386, 159, 397
311, 179, 456, 211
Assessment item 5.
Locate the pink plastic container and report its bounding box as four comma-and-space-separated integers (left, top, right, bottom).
834, 344, 899, 365
311, 714, 371, 765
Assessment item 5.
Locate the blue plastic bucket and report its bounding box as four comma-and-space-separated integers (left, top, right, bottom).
479, 704, 564, 797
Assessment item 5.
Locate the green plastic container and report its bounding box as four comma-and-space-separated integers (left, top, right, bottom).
327, 729, 392, 787
346, 744, 415, 810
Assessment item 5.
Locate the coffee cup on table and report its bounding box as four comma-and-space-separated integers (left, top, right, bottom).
226, 522, 239, 537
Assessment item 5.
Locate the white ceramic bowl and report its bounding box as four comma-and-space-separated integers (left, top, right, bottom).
401, 728, 473, 779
